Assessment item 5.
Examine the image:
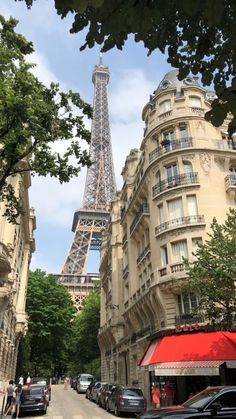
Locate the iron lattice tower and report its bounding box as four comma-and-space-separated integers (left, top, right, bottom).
61, 56, 116, 277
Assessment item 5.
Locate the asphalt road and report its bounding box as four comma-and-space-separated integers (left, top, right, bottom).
18, 384, 138, 419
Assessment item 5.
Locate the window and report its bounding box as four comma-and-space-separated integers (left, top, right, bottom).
168, 198, 183, 220
163, 130, 175, 143
179, 126, 188, 139
183, 161, 193, 174
161, 245, 168, 266
158, 204, 164, 224
124, 284, 129, 301
192, 237, 202, 256
166, 163, 179, 186
213, 391, 236, 408
177, 293, 199, 315
187, 195, 198, 216
171, 240, 187, 263
189, 96, 201, 108
123, 249, 128, 269
159, 99, 171, 113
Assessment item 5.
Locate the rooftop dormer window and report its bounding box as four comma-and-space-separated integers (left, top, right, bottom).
189, 96, 201, 108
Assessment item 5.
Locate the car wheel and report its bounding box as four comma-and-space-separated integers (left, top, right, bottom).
42, 405, 47, 415
114, 404, 121, 417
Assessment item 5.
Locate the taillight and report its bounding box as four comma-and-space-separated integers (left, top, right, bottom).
144, 397, 147, 409
118, 395, 124, 402
39, 396, 45, 402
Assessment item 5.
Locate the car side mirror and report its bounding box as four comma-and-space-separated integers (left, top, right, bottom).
211, 402, 222, 413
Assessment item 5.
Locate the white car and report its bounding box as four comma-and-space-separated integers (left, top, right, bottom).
77, 374, 94, 393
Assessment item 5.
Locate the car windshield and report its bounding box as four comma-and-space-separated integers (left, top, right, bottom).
32, 378, 47, 385
183, 388, 222, 409
24, 388, 43, 396
124, 388, 143, 397
80, 375, 93, 382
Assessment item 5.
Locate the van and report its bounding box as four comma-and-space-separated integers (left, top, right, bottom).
76, 373, 94, 393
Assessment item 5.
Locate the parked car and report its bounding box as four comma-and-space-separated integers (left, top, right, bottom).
29, 384, 50, 405
100, 383, 117, 408
31, 377, 51, 401
137, 386, 236, 419
86, 378, 98, 399
77, 373, 94, 393
106, 385, 146, 416
19, 385, 47, 416
91, 381, 106, 403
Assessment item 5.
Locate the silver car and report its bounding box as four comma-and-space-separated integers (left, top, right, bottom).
77, 373, 94, 393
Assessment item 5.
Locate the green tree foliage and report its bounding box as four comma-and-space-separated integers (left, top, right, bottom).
68, 286, 101, 374
21, 269, 76, 377
183, 209, 236, 328
0, 15, 92, 223
19, 0, 236, 136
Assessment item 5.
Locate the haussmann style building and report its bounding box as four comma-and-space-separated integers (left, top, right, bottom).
0, 167, 36, 386
98, 70, 236, 404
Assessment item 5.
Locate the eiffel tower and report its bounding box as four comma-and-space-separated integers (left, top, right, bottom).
57, 56, 116, 311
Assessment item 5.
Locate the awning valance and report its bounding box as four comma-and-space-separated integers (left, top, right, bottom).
138, 331, 236, 375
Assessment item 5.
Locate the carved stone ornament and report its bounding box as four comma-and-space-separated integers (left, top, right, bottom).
214, 156, 226, 170
199, 152, 211, 174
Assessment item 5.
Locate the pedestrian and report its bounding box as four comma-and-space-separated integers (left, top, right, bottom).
4, 380, 14, 416
14, 384, 23, 419
152, 385, 161, 408
64, 377, 68, 390
164, 381, 175, 406
26, 373, 31, 386
18, 375, 24, 385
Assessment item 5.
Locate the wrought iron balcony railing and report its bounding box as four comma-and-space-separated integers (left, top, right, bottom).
130, 204, 149, 235
155, 214, 205, 236
175, 313, 204, 325
137, 244, 151, 265
152, 172, 199, 197
225, 173, 236, 191
149, 137, 193, 163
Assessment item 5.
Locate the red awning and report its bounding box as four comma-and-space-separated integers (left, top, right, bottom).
139, 331, 236, 373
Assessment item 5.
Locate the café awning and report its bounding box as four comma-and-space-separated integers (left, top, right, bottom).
138, 331, 236, 376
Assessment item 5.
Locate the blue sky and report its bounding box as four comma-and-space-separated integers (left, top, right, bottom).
1, 1, 171, 274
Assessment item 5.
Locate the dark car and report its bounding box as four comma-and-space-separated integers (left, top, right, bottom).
29, 384, 50, 405
100, 383, 117, 408
85, 378, 98, 399
137, 386, 236, 419
90, 381, 106, 403
107, 385, 146, 416
20, 385, 47, 415
31, 377, 51, 401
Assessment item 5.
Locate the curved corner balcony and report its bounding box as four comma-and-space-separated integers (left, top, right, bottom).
155, 214, 205, 236
152, 172, 199, 198
225, 173, 236, 192
149, 137, 193, 164
130, 204, 150, 236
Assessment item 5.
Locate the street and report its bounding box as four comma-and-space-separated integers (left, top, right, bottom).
21, 384, 137, 419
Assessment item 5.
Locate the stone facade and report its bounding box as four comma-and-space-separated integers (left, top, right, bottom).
98, 70, 236, 400
0, 170, 35, 386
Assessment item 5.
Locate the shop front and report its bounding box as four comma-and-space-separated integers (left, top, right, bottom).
138, 331, 236, 404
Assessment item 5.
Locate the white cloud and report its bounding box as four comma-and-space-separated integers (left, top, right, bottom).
110, 69, 155, 123
29, 50, 64, 88
109, 68, 156, 187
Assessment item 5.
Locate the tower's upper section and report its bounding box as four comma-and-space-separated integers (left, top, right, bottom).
92, 54, 110, 85
82, 57, 116, 211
